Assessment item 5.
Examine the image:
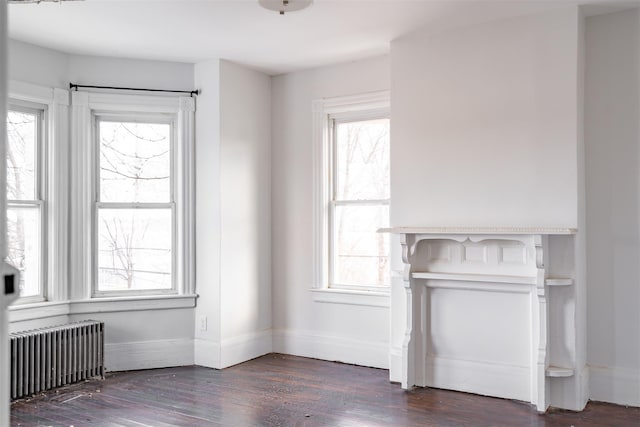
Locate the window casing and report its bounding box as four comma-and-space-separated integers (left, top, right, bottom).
93, 114, 177, 297
69, 91, 195, 301
312, 91, 391, 300
6, 102, 47, 303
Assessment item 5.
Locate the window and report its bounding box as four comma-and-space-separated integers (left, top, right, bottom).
94, 116, 175, 295
313, 91, 391, 300
6, 103, 46, 302
329, 114, 390, 290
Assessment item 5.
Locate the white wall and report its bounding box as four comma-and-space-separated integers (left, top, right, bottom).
194, 59, 272, 369
68, 54, 194, 91
585, 8, 640, 407
219, 60, 272, 365
271, 56, 391, 368
390, 8, 580, 228
7, 40, 197, 371
9, 40, 68, 88
194, 59, 222, 367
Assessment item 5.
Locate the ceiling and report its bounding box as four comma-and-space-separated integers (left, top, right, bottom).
7, 0, 637, 75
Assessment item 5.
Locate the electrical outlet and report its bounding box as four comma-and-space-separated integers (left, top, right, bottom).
199, 316, 207, 332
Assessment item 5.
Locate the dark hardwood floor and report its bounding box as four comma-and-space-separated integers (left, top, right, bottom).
10, 353, 640, 427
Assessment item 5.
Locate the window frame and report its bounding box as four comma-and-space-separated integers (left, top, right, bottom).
92, 113, 178, 297
311, 91, 391, 307
70, 91, 195, 301
328, 112, 391, 291
6, 101, 47, 303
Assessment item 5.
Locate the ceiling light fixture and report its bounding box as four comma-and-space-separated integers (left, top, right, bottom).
259, 0, 313, 16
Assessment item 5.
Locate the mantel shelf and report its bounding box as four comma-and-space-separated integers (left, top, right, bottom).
380, 227, 577, 235
546, 366, 575, 378
545, 278, 574, 287
412, 271, 536, 285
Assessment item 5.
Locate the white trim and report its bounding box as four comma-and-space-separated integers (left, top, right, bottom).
8, 295, 198, 322
316, 91, 390, 115
381, 227, 577, 235
70, 91, 92, 300
8, 81, 70, 304
389, 346, 403, 383
8, 300, 69, 322
312, 90, 391, 294
312, 99, 329, 290
70, 91, 195, 299
412, 272, 536, 287
425, 356, 531, 402
272, 329, 389, 369
219, 330, 273, 368
82, 92, 185, 115
69, 294, 197, 314
194, 338, 221, 369
310, 288, 390, 307
105, 338, 194, 372
48, 88, 70, 301
8, 80, 68, 107
589, 365, 640, 407
176, 96, 196, 295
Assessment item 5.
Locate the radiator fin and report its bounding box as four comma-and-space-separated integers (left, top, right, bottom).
10, 320, 105, 400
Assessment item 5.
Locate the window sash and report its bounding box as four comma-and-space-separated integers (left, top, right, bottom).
94, 114, 175, 205
328, 199, 390, 289
6, 103, 47, 302
92, 115, 177, 297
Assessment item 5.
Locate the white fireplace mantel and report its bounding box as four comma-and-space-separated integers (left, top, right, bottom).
382, 227, 583, 413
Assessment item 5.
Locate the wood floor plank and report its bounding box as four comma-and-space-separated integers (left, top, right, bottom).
10, 354, 640, 426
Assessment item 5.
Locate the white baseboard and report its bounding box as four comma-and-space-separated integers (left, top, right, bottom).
426, 356, 530, 402
272, 329, 389, 369
389, 346, 402, 383
220, 329, 273, 368
589, 365, 640, 407
194, 338, 221, 369
105, 338, 194, 372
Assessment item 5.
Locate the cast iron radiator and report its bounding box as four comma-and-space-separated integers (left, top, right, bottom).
10, 320, 105, 400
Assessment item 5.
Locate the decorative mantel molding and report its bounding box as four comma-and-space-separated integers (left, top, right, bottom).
384, 227, 580, 413
380, 226, 577, 235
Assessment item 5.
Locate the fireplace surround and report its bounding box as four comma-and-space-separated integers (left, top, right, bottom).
383, 227, 585, 412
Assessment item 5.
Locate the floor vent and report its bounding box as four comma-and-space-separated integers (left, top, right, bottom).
10, 320, 105, 400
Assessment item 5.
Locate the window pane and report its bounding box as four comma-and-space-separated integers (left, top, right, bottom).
333, 204, 389, 286
99, 121, 171, 203
335, 118, 390, 201
97, 209, 172, 292
6, 207, 41, 298
6, 110, 37, 200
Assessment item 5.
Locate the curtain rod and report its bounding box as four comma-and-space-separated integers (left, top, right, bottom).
69, 83, 199, 97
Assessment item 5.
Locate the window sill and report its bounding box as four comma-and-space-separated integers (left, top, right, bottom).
9, 300, 69, 323
310, 288, 390, 308
9, 294, 198, 323
69, 294, 198, 314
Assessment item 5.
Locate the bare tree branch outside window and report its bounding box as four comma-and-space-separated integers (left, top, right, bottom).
97, 121, 172, 292
332, 118, 390, 287
5, 109, 41, 298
